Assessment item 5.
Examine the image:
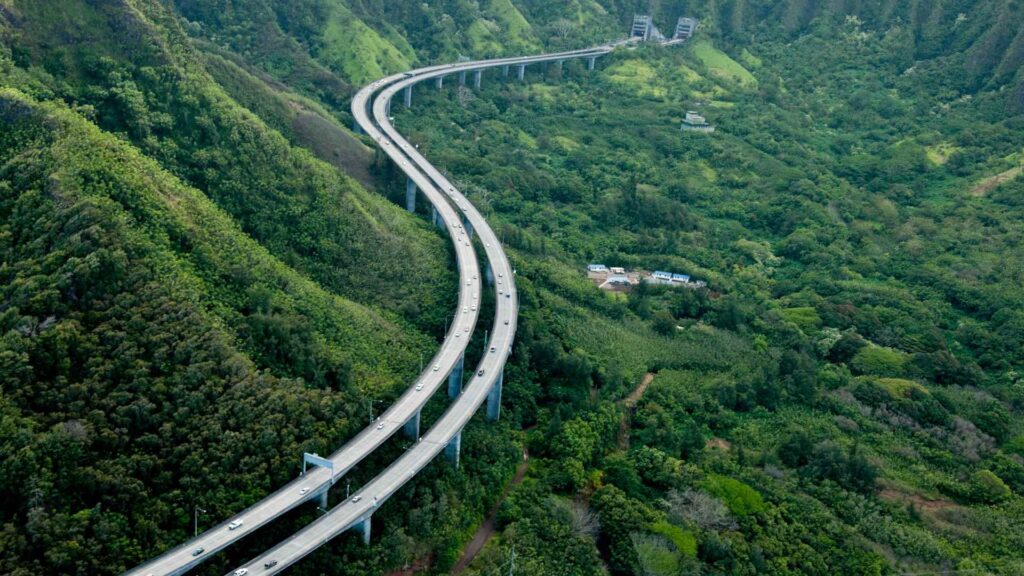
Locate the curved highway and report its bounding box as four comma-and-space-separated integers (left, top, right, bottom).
123, 70, 489, 576
223, 43, 616, 575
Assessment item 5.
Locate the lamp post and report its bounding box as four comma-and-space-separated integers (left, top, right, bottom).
194, 505, 206, 537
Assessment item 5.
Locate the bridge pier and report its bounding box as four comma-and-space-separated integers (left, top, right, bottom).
556, 59, 564, 75
448, 353, 464, 398
317, 489, 328, 510
432, 206, 441, 229
517, 64, 526, 81
588, 56, 597, 71
445, 432, 462, 468
502, 64, 509, 79
487, 368, 504, 422
436, 76, 444, 90
404, 85, 413, 107
458, 70, 466, 85
353, 119, 363, 134
404, 410, 420, 440
356, 515, 371, 545
405, 178, 417, 212
473, 70, 482, 89
464, 216, 474, 239
485, 264, 493, 287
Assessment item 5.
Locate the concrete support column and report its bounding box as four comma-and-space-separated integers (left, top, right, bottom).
405, 178, 417, 213
448, 353, 464, 398
357, 515, 371, 545
317, 490, 328, 510
445, 431, 462, 468
464, 216, 474, 239
458, 70, 466, 85
517, 64, 526, 81
473, 70, 482, 89
404, 410, 420, 440
556, 60, 565, 74
588, 57, 597, 71
432, 206, 440, 229
404, 85, 413, 107
485, 265, 493, 287
486, 369, 504, 422
436, 76, 444, 90
502, 65, 509, 79
353, 119, 363, 134
386, 99, 392, 117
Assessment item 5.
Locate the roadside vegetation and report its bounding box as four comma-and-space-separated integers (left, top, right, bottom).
2, 1, 1024, 575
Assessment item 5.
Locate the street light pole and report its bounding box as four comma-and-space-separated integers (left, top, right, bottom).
194, 505, 206, 537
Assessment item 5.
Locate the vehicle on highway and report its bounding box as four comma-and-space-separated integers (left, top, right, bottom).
264, 561, 278, 569
416, 384, 423, 391
233, 570, 247, 576
191, 548, 204, 557
376, 423, 384, 430
478, 369, 485, 376
299, 487, 309, 495
490, 346, 496, 353
353, 496, 361, 503
228, 520, 243, 530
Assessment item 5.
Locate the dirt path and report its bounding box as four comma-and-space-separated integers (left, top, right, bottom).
450, 447, 531, 575
618, 372, 656, 450
970, 164, 1022, 197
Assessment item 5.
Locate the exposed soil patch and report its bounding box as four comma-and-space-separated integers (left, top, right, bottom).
879, 488, 958, 512
618, 372, 656, 450
970, 165, 1022, 197
450, 447, 531, 575
706, 437, 732, 451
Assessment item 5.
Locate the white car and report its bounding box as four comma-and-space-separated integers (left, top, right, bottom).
299, 487, 310, 495
416, 384, 423, 391
353, 496, 362, 502
377, 423, 384, 430
233, 570, 247, 576
228, 520, 243, 530
433, 364, 440, 371
490, 346, 496, 353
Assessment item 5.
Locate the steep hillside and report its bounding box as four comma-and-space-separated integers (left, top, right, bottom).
0, 86, 436, 574
0, 0, 454, 324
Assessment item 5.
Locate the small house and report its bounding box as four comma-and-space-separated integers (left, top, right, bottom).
681, 111, 714, 133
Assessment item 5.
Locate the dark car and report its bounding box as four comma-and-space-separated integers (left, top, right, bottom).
264, 560, 278, 569
191, 548, 204, 557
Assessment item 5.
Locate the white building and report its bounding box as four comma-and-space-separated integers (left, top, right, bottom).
681, 111, 714, 133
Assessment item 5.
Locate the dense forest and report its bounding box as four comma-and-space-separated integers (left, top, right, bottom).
2, 0, 1024, 575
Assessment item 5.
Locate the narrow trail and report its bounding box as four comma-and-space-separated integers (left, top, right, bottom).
618, 372, 656, 450
450, 446, 531, 575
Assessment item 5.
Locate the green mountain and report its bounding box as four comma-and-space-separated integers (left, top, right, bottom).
2, 1, 1024, 575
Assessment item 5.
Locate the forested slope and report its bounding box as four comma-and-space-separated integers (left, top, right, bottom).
0, 85, 440, 572
2, 1, 1024, 575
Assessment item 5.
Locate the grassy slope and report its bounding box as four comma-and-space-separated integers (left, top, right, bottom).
315, 4, 413, 85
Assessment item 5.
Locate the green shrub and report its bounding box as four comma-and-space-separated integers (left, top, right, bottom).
851, 345, 908, 376
650, 520, 698, 558
702, 474, 765, 517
